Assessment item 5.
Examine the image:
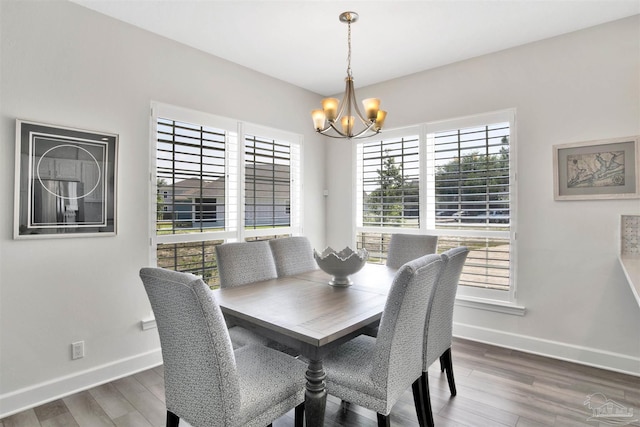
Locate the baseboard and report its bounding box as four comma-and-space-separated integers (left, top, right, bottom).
2, 328, 638, 419
0, 349, 163, 419
453, 322, 640, 377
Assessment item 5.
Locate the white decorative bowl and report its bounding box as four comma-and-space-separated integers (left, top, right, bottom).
313, 246, 369, 286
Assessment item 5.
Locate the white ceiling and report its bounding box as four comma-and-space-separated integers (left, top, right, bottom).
71, 0, 639, 96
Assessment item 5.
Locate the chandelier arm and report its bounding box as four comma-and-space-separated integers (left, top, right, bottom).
345, 78, 369, 124
318, 122, 348, 138
316, 120, 380, 139
316, 125, 333, 134
320, 124, 351, 139
353, 107, 371, 127
333, 79, 352, 122
329, 121, 350, 137
322, 133, 355, 139
333, 78, 372, 130
317, 129, 380, 139
350, 121, 379, 139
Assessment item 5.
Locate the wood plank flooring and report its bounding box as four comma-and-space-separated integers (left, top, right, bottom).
2, 338, 638, 427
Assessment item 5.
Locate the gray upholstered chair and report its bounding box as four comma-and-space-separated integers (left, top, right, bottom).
268, 236, 318, 277
386, 234, 438, 269
414, 246, 469, 427
139, 267, 306, 427
323, 254, 443, 427
215, 241, 278, 349
215, 241, 278, 288
360, 233, 439, 338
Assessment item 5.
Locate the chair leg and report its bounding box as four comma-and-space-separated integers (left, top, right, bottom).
442, 347, 457, 396
412, 378, 426, 427
377, 413, 391, 427
166, 410, 179, 427
420, 372, 435, 427
439, 354, 445, 372
294, 402, 305, 427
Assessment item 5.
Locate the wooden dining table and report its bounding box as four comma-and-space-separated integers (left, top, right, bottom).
212, 263, 398, 427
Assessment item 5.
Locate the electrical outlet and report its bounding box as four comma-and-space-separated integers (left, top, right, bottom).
141, 318, 157, 330
71, 341, 84, 360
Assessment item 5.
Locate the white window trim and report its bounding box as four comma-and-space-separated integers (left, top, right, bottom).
149, 101, 304, 266
354, 125, 421, 229
455, 295, 525, 316
353, 109, 522, 313
242, 123, 304, 240
426, 109, 518, 306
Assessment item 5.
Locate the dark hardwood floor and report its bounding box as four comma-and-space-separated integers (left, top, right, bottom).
2, 338, 638, 427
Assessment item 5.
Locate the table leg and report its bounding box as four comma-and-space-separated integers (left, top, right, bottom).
304, 358, 327, 427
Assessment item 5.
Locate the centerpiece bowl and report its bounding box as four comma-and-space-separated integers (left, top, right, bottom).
313, 246, 369, 287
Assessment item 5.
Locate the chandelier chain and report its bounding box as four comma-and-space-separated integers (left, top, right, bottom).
347, 19, 352, 77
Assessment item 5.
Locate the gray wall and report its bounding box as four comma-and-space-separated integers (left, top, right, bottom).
326, 15, 640, 374
0, 0, 325, 415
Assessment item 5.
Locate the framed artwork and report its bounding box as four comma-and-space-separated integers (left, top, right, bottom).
14, 120, 118, 238
553, 136, 639, 201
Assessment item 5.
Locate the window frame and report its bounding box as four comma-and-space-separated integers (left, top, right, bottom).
149, 102, 303, 278
241, 123, 303, 241
356, 126, 422, 230
354, 109, 519, 306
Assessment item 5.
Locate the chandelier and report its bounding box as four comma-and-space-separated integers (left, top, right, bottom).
311, 11, 387, 139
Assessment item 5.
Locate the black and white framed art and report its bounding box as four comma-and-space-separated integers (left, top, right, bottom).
14, 120, 118, 238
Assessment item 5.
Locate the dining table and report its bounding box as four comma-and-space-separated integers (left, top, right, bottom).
212, 263, 398, 427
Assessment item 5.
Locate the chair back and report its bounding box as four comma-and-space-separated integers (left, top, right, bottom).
372, 254, 442, 406
215, 241, 278, 288
269, 236, 317, 277
139, 267, 239, 427
386, 234, 438, 269
423, 246, 469, 369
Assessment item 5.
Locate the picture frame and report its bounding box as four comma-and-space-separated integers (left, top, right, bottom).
553, 135, 639, 201
14, 119, 118, 239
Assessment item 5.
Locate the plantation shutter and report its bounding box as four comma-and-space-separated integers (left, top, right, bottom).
432, 123, 510, 226
428, 119, 512, 292
356, 110, 515, 296
152, 105, 302, 286
244, 135, 292, 229
156, 118, 227, 234
359, 134, 420, 228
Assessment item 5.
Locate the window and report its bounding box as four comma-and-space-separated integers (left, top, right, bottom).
359, 133, 420, 228
431, 124, 510, 226
151, 103, 302, 287
356, 110, 516, 302
356, 128, 421, 263
156, 118, 227, 233
244, 135, 292, 229
242, 124, 302, 241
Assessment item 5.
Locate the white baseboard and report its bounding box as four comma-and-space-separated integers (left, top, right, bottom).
2, 327, 638, 419
0, 349, 163, 419
454, 322, 640, 377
